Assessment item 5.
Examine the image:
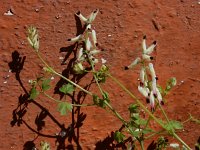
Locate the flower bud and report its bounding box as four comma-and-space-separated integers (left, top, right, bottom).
126, 57, 141, 70
142, 35, 147, 53
87, 9, 99, 24
67, 34, 82, 42
144, 41, 156, 55
27, 26, 39, 51
76, 11, 87, 22
138, 86, 149, 98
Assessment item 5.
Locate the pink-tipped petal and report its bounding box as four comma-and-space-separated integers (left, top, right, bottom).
156, 88, 163, 104
150, 91, 155, 111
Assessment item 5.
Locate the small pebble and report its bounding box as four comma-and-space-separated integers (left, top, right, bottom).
101, 58, 107, 64
35, 8, 39, 12
108, 34, 112, 37
4, 9, 14, 16
59, 56, 64, 60
3, 81, 7, 84
50, 76, 54, 80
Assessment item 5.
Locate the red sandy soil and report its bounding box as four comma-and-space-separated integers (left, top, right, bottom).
1, 0, 200, 149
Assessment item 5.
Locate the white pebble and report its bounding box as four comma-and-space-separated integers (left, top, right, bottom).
3, 81, 7, 84
101, 58, 107, 64
169, 143, 179, 148
108, 34, 112, 37
4, 9, 13, 16
50, 76, 54, 80
59, 56, 64, 60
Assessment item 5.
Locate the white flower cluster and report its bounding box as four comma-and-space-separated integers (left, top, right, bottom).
27, 26, 39, 52
127, 36, 163, 111
68, 9, 102, 74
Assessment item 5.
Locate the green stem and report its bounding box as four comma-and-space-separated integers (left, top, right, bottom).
173, 132, 191, 150
36, 52, 93, 96
158, 103, 170, 124
145, 130, 165, 140
140, 140, 144, 150
90, 62, 126, 125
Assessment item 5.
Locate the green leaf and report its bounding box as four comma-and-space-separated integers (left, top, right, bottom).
102, 91, 109, 102
42, 79, 51, 91
170, 120, 183, 130
29, 87, 40, 100
114, 131, 125, 143
131, 130, 140, 137
135, 118, 147, 125
93, 94, 99, 105
59, 83, 75, 94
165, 77, 177, 94
165, 120, 183, 131
129, 104, 139, 113
142, 128, 154, 134
57, 102, 72, 115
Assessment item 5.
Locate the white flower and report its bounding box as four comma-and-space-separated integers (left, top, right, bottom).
150, 91, 155, 110
138, 86, 150, 98
77, 48, 84, 61
149, 63, 156, 80
152, 78, 157, 95
139, 67, 145, 84
91, 29, 97, 46
89, 49, 100, 55
156, 88, 163, 104
125, 57, 141, 70
75, 11, 87, 22
67, 34, 82, 42
86, 37, 91, 51
87, 9, 99, 24
142, 35, 157, 55
75, 9, 99, 24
